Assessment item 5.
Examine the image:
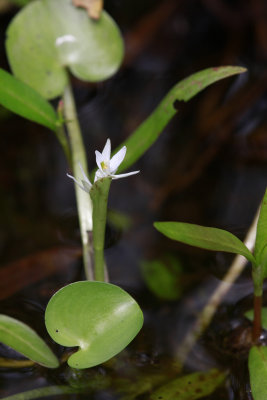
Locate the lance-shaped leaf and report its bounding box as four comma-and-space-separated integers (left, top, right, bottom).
249, 346, 267, 400
6, 0, 124, 99
45, 281, 143, 369
150, 368, 226, 400
0, 386, 77, 400
0, 68, 58, 131
117, 66, 246, 172
0, 314, 59, 368
255, 188, 267, 264
154, 221, 255, 264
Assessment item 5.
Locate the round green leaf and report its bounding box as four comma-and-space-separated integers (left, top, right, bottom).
6, 0, 124, 99
0, 314, 59, 368
45, 281, 143, 369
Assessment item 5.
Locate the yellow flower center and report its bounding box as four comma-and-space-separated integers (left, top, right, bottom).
101, 161, 108, 171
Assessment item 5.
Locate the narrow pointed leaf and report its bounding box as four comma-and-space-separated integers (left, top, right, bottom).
249, 346, 267, 400
0, 314, 59, 368
0, 68, 58, 130
150, 368, 226, 400
0, 386, 77, 400
154, 222, 255, 263
255, 189, 267, 264
117, 66, 246, 172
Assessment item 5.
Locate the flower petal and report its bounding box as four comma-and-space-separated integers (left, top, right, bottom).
81, 180, 92, 192
67, 173, 90, 193
95, 150, 104, 171
78, 162, 92, 187
110, 146, 126, 173
94, 168, 105, 182
110, 170, 140, 179
101, 138, 111, 160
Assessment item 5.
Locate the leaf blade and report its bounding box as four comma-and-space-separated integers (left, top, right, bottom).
154, 221, 255, 263
150, 368, 226, 400
0, 68, 58, 130
255, 189, 267, 264
118, 66, 246, 172
249, 346, 267, 400
141, 255, 183, 300
6, 0, 124, 99
45, 281, 143, 369
0, 314, 59, 368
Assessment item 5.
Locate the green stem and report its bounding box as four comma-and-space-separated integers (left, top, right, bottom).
1, 386, 77, 400
90, 177, 112, 281
252, 265, 264, 343
253, 294, 262, 343
63, 81, 93, 280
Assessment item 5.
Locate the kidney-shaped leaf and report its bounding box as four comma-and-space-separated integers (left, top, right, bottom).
6, 0, 124, 99
45, 281, 143, 369
249, 346, 267, 400
154, 222, 255, 264
0, 314, 59, 368
0, 68, 58, 130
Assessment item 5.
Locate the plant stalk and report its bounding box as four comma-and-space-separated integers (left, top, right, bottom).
252, 265, 264, 343
253, 294, 262, 343
63, 81, 93, 280
90, 177, 111, 281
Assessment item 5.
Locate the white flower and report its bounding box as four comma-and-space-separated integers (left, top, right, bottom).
94, 138, 139, 181
67, 139, 139, 193
67, 162, 92, 193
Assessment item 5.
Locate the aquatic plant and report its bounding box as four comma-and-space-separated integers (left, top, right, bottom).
0, 0, 256, 398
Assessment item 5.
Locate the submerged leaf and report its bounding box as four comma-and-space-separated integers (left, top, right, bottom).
249, 346, 267, 400
0, 386, 77, 400
0, 68, 58, 130
0, 314, 59, 368
45, 281, 143, 369
141, 255, 183, 300
117, 66, 246, 172
6, 0, 124, 99
150, 368, 226, 400
154, 222, 255, 263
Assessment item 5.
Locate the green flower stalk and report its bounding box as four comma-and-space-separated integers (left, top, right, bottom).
67, 138, 139, 281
